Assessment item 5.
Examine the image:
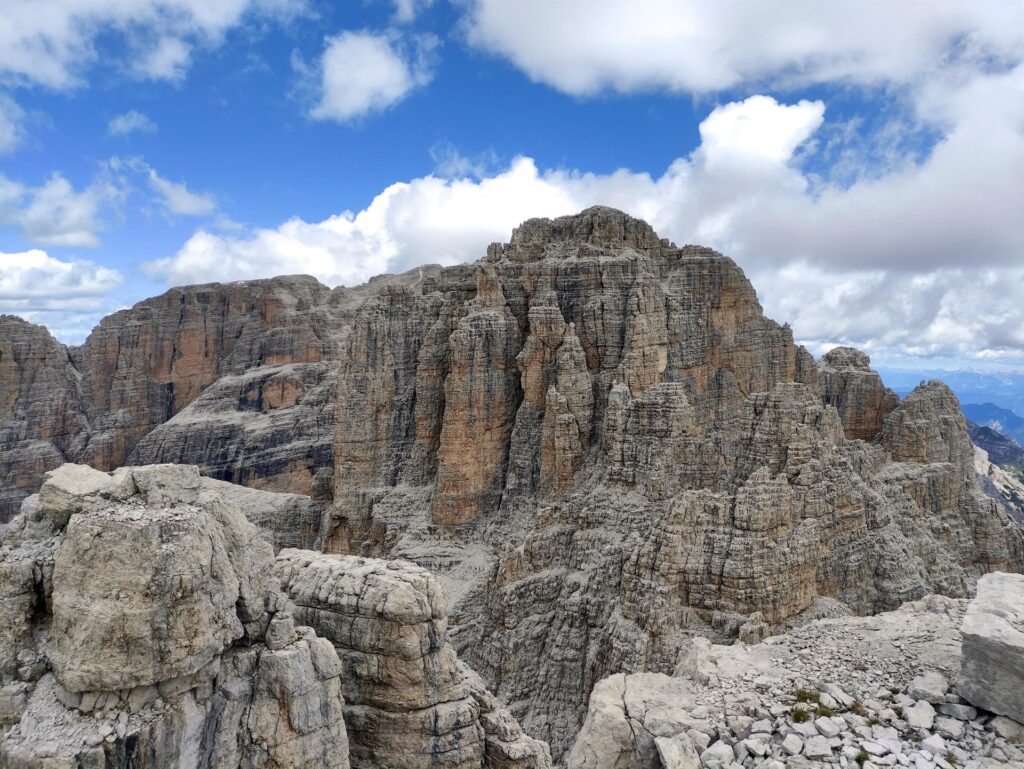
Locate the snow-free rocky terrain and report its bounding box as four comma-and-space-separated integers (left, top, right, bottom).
569, 574, 1024, 769
1, 208, 1022, 767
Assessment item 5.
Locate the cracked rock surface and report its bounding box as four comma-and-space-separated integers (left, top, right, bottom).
0, 271, 438, 522
320, 207, 1024, 757
274, 548, 552, 769
0, 462, 349, 768
568, 592, 1024, 769
0, 463, 551, 768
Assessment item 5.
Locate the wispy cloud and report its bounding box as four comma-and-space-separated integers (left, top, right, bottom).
108, 110, 158, 137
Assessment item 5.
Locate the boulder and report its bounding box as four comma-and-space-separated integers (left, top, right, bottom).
958, 572, 1024, 723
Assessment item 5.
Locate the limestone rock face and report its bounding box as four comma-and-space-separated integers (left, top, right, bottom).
0, 463, 350, 769
50, 494, 247, 692
274, 549, 551, 769
958, 572, 1024, 723
432, 268, 523, 526
125, 270, 439, 504
881, 379, 974, 465
819, 346, 898, 440
0, 316, 88, 520
320, 208, 1024, 757
0, 273, 439, 522
129, 361, 338, 500
0, 278, 334, 521
74, 275, 336, 471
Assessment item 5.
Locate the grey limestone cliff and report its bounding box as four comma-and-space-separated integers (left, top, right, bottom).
320, 208, 1024, 757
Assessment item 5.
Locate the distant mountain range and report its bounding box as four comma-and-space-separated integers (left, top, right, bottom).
967, 420, 1024, 467
878, 368, 1024, 417
962, 403, 1024, 449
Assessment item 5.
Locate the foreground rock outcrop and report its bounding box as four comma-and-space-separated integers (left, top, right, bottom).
0, 462, 549, 768
274, 549, 551, 769
569, 591, 1024, 769
0, 462, 350, 768
320, 208, 1024, 756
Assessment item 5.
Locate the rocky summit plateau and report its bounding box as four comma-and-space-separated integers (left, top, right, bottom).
1, 207, 1023, 769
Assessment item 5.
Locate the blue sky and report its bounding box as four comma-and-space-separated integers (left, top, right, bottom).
1, 1, 1023, 374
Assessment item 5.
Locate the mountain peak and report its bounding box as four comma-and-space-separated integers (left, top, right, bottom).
504, 206, 671, 253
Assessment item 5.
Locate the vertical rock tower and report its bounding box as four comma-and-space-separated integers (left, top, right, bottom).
325, 207, 1023, 756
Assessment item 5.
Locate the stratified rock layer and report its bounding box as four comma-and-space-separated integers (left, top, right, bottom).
274, 549, 551, 769
819, 346, 898, 441
0, 463, 350, 768
0, 273, 428, 521
76, 275, 337, 472
0, 316, 88, 520
321, 207, 1024, 757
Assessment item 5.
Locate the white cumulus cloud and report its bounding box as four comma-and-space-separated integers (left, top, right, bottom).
308, 31, 435, 122
698, 96, 824, 167
0, 94, 26, 154
0, 0, 304, 89
461, 0, 1024, 95
0, 249, 123, 301
148, 84, 1024, 364
145, 168, 217, 216
0, 249, 124, 342
0, 158, 218, 249
391, 0, 434, 23
0, 172, 121, 248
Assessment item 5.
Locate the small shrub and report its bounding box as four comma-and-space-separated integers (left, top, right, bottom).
867, 716, 881, 726
855, 749, 871, 766
795, 688, 820, 704
816, 704, 836, 717
792, 707, 811, 723
849, 701, 867, 717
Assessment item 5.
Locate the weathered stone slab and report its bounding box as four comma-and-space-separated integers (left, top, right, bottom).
959, 571, 1024, 723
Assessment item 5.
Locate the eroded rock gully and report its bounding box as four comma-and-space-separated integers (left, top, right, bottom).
1, 207, 1022, 765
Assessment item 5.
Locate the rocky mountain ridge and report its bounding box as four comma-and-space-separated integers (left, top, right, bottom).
967, 421, 1024, 468
0, 269, 440, 521
2, 207, 1022, 764
319, 208, 1023, 756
